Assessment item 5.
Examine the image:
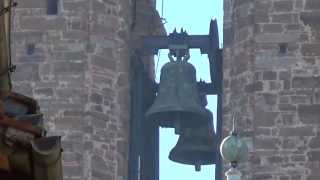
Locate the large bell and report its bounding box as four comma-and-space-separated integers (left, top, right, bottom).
145, 53, 207, 134
169, 108, 217, 171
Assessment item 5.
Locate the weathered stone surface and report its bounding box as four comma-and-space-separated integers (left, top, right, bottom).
301, 44, 320, 56
279, 126, 314, 137
309, 136, 320, 148
273, 1, 293, 12
254, 109, 278, 127
245, 81, 263, 92
305, 0, 320, 10
293, 76, 320, 88
224, 0, 320, 179
298, 105, 320, 124
10, 0, 162, 180
255, 33, 299, 43
307, 151, 320, 161
255, 137, 280, 150
20, 17, 67, 30
16, 0, 46, 8
13, 63, 40, 81
261, 24, 283, 33
263, 71, 277, 80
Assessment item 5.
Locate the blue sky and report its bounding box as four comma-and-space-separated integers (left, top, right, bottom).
155, 1, 223, 180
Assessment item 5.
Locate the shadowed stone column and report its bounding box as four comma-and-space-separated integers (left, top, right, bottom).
10, 0, 163, 179
224, 0, 320, 179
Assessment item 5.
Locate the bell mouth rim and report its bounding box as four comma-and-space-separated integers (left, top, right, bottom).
169, 148, 217, 166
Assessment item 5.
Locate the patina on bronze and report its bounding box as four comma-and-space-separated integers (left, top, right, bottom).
145, 48, 207, 134
169, 101, 217, 171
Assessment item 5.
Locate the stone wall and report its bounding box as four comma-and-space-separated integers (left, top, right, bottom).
224, 0, 320, 180
9, 0, 163, 180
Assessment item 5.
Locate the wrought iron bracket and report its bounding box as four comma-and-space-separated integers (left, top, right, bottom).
142, 20, 222, 95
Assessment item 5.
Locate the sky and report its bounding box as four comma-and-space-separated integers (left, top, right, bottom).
155, 1, 223, 180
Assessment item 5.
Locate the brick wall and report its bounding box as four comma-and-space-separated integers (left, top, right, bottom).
224, 0, 320, 180
10, 0, 163, 180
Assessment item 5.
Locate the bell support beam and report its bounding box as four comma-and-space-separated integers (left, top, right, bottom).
142, 35, 211, 55
142, 20, 221, 96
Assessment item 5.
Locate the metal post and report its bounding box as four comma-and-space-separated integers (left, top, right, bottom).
214, 49, 223, 180
128, 54, 144, 180
129, 52, 159, 180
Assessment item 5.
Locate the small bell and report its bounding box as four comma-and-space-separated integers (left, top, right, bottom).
169, 107, 217, 171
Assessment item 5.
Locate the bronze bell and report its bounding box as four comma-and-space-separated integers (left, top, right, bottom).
169, 108, 217, 171
145, 52, 207, 134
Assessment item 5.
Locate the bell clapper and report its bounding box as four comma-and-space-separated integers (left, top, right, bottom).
195, 163, 201, 172
168, 51, 174, 62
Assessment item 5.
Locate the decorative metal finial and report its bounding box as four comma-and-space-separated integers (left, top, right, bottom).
231, 113, 237, 136
220, 112, 249, 180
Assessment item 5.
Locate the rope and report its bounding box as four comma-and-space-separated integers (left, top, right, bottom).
160, 0, 167, 24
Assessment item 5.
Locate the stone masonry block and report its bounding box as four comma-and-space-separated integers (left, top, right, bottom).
300, 11, 320, 27
309, 136, 320, 148
255, 33, 299, 43
298, 105, 320, 124
261, 24, 283, 33
53, 61, 86, 75
273, 1, 293, 12
92, 55, 116, 71
255, 137, 280, 150
305, 0, 320, 10
301, 44, 320, 56
272, 14, 293, 23
16, 0, 46, 8
12, 63, 40, 81
245, 81, 263, 92
254, 109, 278, 127
307, 150, 320, 161
279, 126, 314, 137
292, 76, 320, 88
263, 71, 277, 80
20, 17, 66, 30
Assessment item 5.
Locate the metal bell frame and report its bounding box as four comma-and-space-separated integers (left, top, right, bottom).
129, 20, 223, 180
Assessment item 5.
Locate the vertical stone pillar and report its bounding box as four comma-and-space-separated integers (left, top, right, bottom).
224, 0, 320, 179
10, 0, 163, 180
223, 0, 255, 179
